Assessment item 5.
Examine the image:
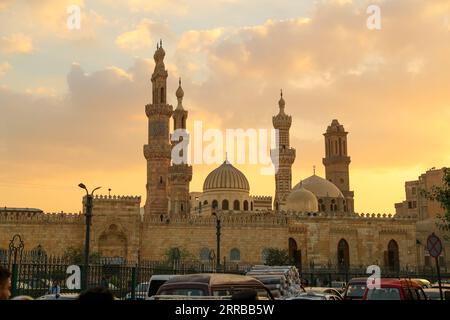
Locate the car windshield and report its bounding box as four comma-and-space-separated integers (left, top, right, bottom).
346, 284, 366, 297
366, 288, 401, 300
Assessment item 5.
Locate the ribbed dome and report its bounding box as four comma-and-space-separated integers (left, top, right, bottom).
284, 187, 318, 212
293, 174, 344, 198
203, 161, 250, 192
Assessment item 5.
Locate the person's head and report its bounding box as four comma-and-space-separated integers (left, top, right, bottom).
231, 289, 258, 301
78, 287, 114, 302
0, 266, 12, 300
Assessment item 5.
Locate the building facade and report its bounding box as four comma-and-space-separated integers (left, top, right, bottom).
2, 44, 446, 272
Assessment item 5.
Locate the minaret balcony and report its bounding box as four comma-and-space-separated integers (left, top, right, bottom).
145, 103, 173, 117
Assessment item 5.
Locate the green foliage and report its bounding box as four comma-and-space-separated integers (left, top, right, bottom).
164, 247, 195, 263
264, 248, 292, 266
62, 246, 100, 264
421, 167, 450, 239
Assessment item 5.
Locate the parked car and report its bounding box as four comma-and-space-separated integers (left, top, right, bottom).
363, 279, 427, 300
125, 282, 149, 300
155, 273, 274, 300
411, 278, 431, 288
343, 277, 367, 300
305, 287, 343, 299
145, 275, 178, 299
423, 288, 450, 300
284, 292, 341, 300
36, 293, 79, 300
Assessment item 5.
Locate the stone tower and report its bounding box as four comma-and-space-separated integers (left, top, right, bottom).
144, 41, 173, 217
322, 119, 354, 212
271, 90, 296, 211
168, 79, 193, 217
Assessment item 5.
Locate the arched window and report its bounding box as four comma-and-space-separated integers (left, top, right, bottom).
230, 248, 241, 261
338, 137, 342, 155
212, 200, 218, 209
243, 200, 249, 211
203, 200, 208, 205
160, 87, 164, 103
251, 201, 253, 211
200, 248, 210, 261
233, 200, 240, 210
222, 199, 229, 210
337, 239, 350, 270
198, 202, 202, 213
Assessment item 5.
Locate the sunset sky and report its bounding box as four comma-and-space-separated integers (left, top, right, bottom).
1, 0, 449, 214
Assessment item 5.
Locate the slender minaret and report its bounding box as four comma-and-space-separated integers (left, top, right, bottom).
271, 90, 296, 211
169, 78, 193, 217
322, 119, 354, 212
143, 40, 173, 217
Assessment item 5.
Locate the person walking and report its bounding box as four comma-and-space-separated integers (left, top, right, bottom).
0, 266, 12, 300
48, 280, 61, 295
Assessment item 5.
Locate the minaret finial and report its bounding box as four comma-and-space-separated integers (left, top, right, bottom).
160, 39, 163, 48
313, 165, 316, 175
179, 77, 181, 86
280, 89, 283, 98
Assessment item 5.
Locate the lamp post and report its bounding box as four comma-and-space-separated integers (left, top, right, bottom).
212, 211, 221, 272
78, 183, 101, 290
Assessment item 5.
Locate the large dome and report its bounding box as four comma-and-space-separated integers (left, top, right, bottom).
283, 187, 318, 212
203, 161, 250, 192
293, 174, 344, 198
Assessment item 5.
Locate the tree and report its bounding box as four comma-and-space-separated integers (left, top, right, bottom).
421, 167, 450, 239
264, 248, 292, 266
62, 246, 100, 264
164, 247, 195, 264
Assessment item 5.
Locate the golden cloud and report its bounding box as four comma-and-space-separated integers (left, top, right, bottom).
0, 34, 33, 54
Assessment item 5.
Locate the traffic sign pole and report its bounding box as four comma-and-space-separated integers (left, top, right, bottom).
435, 257, 443, 301
427, 233, 444, 301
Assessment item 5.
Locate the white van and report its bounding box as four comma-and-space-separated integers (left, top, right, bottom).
145, 275, 178, 299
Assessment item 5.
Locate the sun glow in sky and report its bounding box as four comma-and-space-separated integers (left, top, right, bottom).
0, 0, 449, 214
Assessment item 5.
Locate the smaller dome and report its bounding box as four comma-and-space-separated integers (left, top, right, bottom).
293, 174, 344, 198
283, 187, 318, 212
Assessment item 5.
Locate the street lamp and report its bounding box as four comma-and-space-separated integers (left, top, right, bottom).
78, 183, 101, 290
212, 210, 221, 272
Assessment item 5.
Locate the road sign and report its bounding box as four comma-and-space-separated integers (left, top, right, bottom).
427, 233, 443, 258
427, 233, 444, 300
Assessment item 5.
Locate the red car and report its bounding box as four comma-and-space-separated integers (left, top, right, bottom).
363, 278, 427, 300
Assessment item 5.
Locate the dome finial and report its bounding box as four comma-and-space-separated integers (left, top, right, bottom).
278, 89, 286, 111
313, 165, 316, 175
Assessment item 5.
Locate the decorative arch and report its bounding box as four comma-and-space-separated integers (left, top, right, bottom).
337, 239, 350, 270
212, 200, 218, 209
243, 200, 249, 211
98, 224, 128, 259
230, 248, 241, 261
233, 200, 240, 210
222, 199, 229, 210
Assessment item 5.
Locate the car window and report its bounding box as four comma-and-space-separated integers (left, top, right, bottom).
148, 280, 169, 296
366, 288, 401, 300
159, 288, 206, 296
345, 284, 366, 298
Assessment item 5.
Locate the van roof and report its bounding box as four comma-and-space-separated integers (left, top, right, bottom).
163, 273, 264, 286
150, 275, 177, 281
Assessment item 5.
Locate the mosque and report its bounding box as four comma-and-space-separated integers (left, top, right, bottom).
0, 43, 424, 272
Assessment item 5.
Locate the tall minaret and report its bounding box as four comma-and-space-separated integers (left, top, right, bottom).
168, 78, 193, 217
143, 40, 173, 217
271, 90, 296, 211
322, 119, 354, 212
